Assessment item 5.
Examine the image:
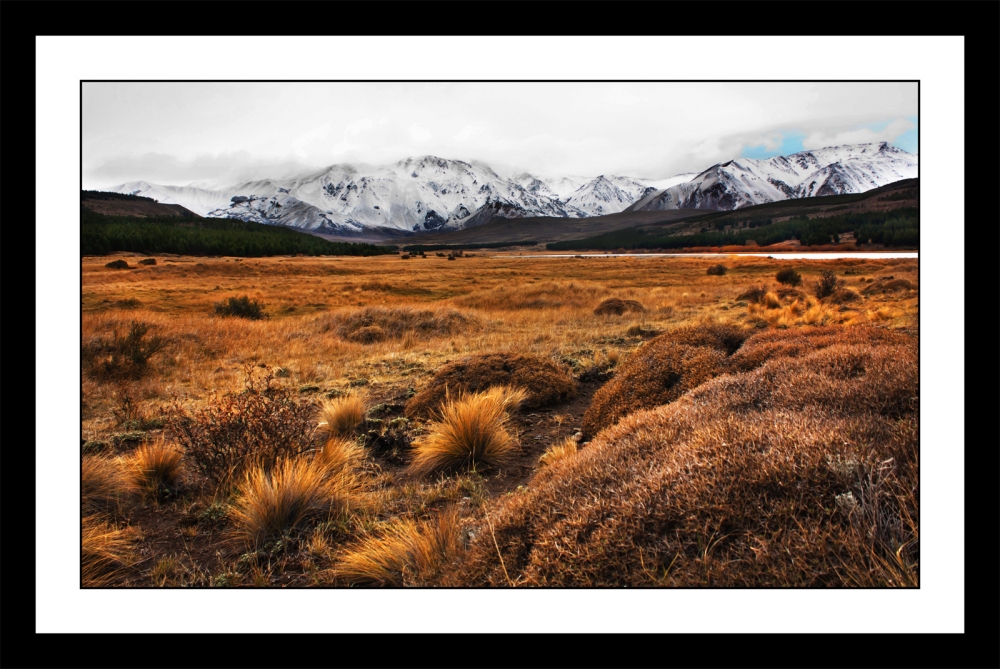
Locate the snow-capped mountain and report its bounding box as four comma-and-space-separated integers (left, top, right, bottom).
104, 143, 915, 235
107, 157, 687, 235
629, 142, 917, 212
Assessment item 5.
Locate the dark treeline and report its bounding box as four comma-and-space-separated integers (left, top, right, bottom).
82, 190, 156, 202
401, 241, 538, 252
81, 208, 396, 257
547, 208, 919, 251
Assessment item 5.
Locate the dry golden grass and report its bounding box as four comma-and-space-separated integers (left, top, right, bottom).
333, 507, 463, 586
82, 455, 133, 513
230, 455, 356, 547
538, 437, 578, 468
126, 438, 183, 495
81, 252, 918, 587
762, 292, 782, 309
315, 436, 365, 478
82, 515, 137, 586
317, 394, 367, 439
408, 386, 527, 477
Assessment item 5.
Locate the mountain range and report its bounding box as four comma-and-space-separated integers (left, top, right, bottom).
105, 142, 916, 237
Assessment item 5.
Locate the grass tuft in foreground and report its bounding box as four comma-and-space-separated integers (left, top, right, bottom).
409, 386, 527, 476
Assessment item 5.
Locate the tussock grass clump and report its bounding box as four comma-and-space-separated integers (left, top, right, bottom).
576, 349, 621, 382
214, 295, 268, 320
127, 438, 183, 496
405, 353, 576, 419
317, 394, 367, 439
445, 328, 918, 587
737, 284, 768, 304
762, 292, 782, 309
82, 515, 137, 586
776, 268, 802, 286
170, 365, 316, 487
326, 306, 476, 342
582, 323, 748, 438
538, 437, 578, 468
230, 455, 355, 547
593, 298, 645, 316
315, 437, 364, 479
82, 455, 134, 513
334, 507, 463, 586
706, 263, 727, 276
82, 320, 167, 382
408, 386, 526, 476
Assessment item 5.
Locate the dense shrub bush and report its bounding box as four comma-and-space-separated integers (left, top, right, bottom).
775, 268, 802, 286
214, 295, 269, 320
169, 365, 316, 487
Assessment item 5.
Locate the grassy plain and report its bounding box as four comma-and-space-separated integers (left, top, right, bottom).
81, 251, 918, 587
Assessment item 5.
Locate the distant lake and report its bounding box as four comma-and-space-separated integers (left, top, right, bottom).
506, 252, 918, 260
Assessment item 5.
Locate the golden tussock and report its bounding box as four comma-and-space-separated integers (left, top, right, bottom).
538, 437, 579, 468
408, 386, 527, 476
317, 394, 367, 439
334, 507, 463, 586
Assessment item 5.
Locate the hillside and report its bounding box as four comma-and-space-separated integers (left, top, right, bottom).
547, 179, 918, 251
81, 190, 201, 218
81, 202, 396, 258
391, 209, 702, 246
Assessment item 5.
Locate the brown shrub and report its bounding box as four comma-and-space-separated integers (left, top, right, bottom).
105, 259, 130, 269
139, 258, 157, 266
815, 270, 841, 299
82, 320, 167, 382
737, 284, 768, 304
169, 364, 317, 488
863, 279, 914, 295
325, 307, 476, 342
406, 353, 577, 419
582, 323, 749, 438
444, 328, 918, 587
775, 287, 806, 302
348, 325, 386, 344
593, 298, 645, 316
706, 263, 727, 276
828, 288, 862, 305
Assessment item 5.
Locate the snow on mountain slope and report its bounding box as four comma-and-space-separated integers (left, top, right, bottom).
633, 143, 917, 212
109, 181, 232, 217
105, 143, 915, 234
563, 175, 660, 216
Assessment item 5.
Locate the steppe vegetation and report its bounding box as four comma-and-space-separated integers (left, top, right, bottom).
80, 251, 918, 587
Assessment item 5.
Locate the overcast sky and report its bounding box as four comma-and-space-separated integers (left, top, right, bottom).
83, 82, 917, 189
